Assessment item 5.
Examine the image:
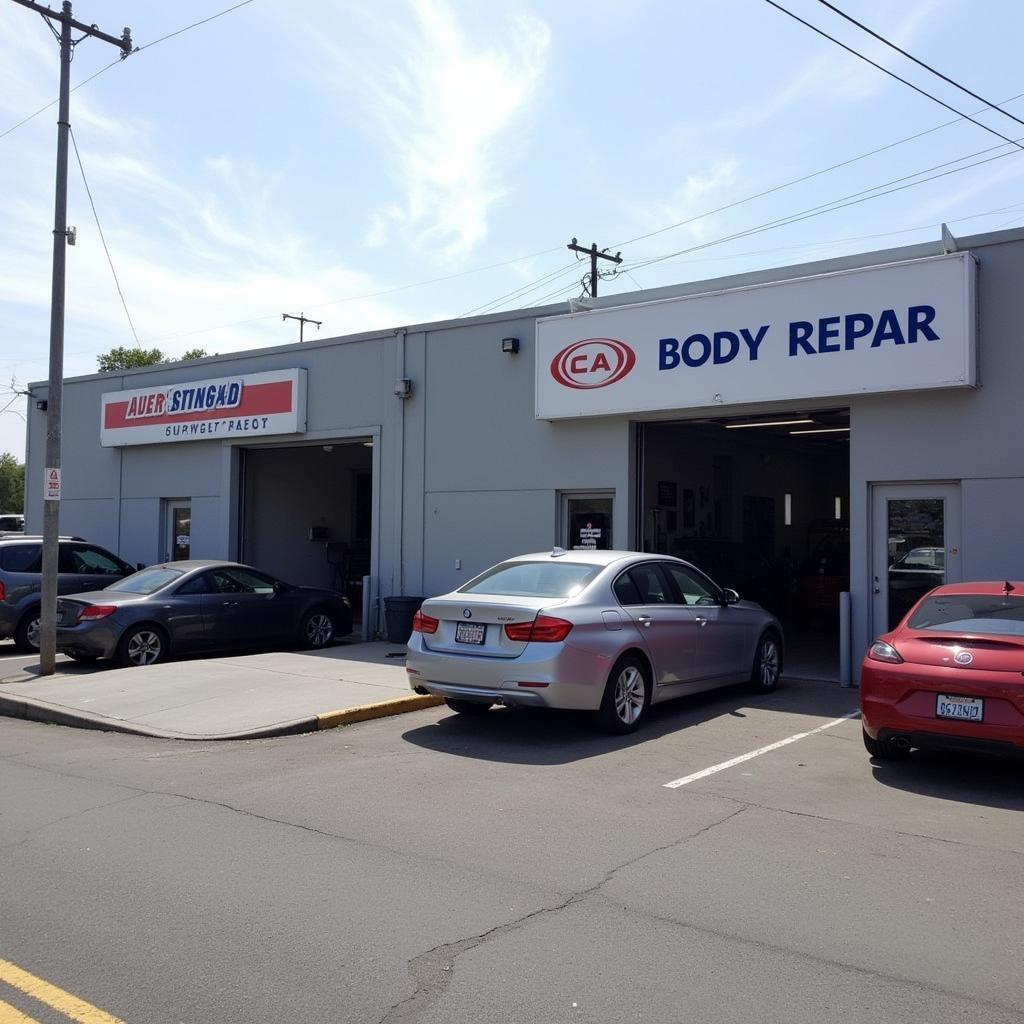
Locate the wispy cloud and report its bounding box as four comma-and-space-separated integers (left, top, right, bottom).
306, 0, 550, 261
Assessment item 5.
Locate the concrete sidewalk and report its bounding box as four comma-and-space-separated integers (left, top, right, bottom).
0, 642, 441, 740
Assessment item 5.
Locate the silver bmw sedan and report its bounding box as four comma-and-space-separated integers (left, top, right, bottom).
406, 549, 783, 733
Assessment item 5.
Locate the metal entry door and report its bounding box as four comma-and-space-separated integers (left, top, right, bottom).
164, 500, 192, 562
871, 483, 961, 634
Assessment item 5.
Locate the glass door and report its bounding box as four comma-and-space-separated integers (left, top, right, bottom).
164, 499, 192, 562
871, 484, 961, 633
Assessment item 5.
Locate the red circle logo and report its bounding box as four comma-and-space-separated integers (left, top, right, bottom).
550, 338, 636, 389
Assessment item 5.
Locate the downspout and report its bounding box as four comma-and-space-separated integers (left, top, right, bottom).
395, 327, 407, 596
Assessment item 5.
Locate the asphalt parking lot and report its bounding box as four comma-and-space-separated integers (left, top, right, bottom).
1, 674, 1021, 1024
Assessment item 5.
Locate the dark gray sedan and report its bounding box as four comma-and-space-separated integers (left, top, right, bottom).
56, 560, 353, 667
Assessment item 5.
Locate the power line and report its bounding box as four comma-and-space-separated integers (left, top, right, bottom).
69, 126, 142, 347
610, 89, 1024, 252
0, 0, 258, 142
764, 0, 1024, 153
815, 0, 1024, 130
623, 140, 1024, 276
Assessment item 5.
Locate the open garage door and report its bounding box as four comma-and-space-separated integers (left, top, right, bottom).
639, 411, 849, 680
239, 440, 373, 633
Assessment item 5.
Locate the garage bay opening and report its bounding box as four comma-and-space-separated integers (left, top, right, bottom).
239, 440, 373, 635
639, 411, 849, 680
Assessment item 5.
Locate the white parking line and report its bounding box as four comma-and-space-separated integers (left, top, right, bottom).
662, 710, 861, 789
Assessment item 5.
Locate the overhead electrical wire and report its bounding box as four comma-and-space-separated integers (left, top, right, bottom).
621, 139, 1024, 276
815, 0, 1024, 130
764, 0, 1024, 153
69, 126, 142, 348
0, 0, 258, 142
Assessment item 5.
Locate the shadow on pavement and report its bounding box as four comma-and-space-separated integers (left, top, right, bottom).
870, 750, 1024, 812
402, 676, 859, 766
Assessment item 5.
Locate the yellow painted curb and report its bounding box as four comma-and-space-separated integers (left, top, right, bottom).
317, 693, 443, 730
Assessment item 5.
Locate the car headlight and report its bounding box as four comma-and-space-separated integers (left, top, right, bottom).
868, 640, 903, 664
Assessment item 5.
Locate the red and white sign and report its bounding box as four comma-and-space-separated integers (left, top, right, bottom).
100, 368, 307, 447
45, 467, 61, 501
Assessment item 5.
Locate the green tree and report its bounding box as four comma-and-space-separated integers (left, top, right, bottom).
0, 453, 25, 512
97, 346, 165, 372
96, 346, 215, 372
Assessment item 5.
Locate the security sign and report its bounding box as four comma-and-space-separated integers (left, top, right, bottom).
536, 252, 977, 419
44, 467, 61, 501
100, 368, 307, 447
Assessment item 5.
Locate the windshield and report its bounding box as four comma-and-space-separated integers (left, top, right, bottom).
907, 593, 1024, 637
106, 567, 184, 595
459, 561, 601, 599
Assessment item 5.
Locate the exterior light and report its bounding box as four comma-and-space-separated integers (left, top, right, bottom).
835, 496, 842, 520
784, 493, 792, 526
394, 378, 413, 399
501, 337, 520, 355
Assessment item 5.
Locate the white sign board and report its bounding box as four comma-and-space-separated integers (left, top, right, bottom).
536, 253, 977, 419
44, 467, 61, 501
101, 368, 307, 447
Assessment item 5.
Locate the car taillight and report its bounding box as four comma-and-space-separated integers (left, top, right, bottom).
78, 604, 117, 622
411, 609, 439, 634
504, 615, 573, 643
0, 581, 4, 602
868, 640, 903, 664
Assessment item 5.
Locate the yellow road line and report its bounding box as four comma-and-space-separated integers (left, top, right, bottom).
0, 961, 124, 1024
0, 998, 42, 1024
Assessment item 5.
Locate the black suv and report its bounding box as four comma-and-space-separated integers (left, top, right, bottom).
0, 536, 134, 651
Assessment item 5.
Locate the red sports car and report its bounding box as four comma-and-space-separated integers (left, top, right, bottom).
861, 581, 1024, 760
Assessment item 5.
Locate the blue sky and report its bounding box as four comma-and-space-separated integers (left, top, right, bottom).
3, 0, 1024, 461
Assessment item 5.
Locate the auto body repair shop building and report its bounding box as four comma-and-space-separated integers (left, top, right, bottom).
24, 226, 1024, 679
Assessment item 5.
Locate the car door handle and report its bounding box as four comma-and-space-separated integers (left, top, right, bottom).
222, 601, 239, 608
695, 616, 708, 626
637, 614, 652, 627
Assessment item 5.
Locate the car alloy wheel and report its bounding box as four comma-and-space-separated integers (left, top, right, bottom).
26, 615, 40, 650
125, 629, 163, 666
750, 634, 781, 692
614, 665, 646, 725
304, 610, 334, 648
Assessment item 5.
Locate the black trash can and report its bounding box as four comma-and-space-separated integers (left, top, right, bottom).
384, 596, 425, 644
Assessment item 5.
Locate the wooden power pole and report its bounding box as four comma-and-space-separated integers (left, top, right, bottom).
566, 237, 622, 298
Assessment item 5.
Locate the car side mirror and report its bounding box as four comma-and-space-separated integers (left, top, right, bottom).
722, 588, 740, 605
136, 562, 146, 571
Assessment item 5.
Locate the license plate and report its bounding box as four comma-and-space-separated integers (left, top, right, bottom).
936, 694, 984, 722
455, 622, 486, 645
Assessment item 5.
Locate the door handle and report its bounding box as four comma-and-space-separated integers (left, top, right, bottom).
695, 616, 708, 626
637, 614, 652, 627
222, 601, 239, 608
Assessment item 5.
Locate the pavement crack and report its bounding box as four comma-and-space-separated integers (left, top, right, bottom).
376, 805, 748, 1024
0, 792, 148, 852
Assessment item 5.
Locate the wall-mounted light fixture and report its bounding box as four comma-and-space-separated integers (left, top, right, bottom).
394, 378, 413, 399
784, 493, 792, 527
501, 337, 520, 355
35, 399, 47, 412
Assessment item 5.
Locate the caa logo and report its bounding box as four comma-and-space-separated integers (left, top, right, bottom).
550, 338, 636, 390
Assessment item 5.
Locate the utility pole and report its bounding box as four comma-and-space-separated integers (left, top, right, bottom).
282, 312, 322, 343
10, 0, 132, 675
566, 237, 622, 298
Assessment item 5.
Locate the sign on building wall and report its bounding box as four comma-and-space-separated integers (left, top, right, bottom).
536, 253, 977, 420
100, 368, 307, 447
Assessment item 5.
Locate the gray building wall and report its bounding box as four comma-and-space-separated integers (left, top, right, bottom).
26, 225, 1024, 671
